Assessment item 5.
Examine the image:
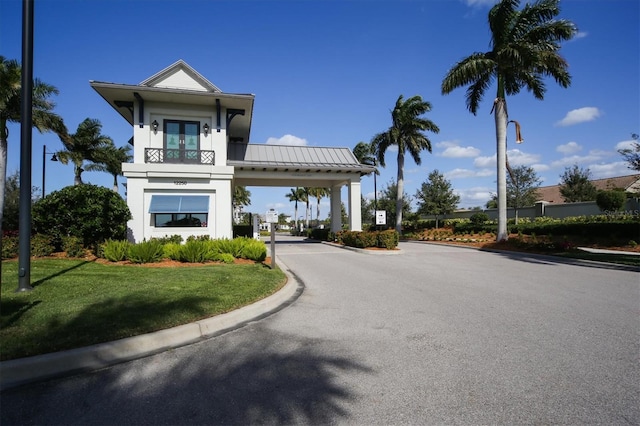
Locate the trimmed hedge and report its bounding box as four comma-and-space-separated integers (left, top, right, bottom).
511, 220, 639, 240
335, 230, 399, 250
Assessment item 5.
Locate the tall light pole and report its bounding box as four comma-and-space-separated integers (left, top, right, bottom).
42, 144, 57, 197
17, 0, 34, 292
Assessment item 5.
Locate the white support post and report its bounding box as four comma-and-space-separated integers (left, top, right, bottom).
330, 185, 342, 233
348, 178, 362, 231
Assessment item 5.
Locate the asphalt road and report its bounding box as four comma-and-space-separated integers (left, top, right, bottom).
1, 236, 638, 425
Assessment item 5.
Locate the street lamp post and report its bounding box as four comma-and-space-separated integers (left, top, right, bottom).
42, 144, 57, 197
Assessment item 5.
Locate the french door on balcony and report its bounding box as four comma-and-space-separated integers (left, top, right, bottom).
164, 120, 200, 163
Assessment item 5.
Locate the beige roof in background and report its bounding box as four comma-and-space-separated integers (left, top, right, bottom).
537, 174, 640, 203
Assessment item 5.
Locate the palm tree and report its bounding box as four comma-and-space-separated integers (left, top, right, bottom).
353, 141, 380, 212
57, 118, 114, 185
371, 95, 439, 234
301, 187, 311, 228
285, 187, 305, 229
441, 0, 576, 240
85, 144, 132, 192
308, 187, 329, 224
232, 186, 252, 224
0, 56, 66, 224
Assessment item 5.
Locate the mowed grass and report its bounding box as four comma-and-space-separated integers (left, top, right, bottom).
0, 259, 286, 361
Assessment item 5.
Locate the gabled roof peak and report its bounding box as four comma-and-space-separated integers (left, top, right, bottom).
139, 59, 221, 93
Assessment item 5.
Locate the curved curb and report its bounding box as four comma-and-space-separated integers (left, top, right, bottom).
0, 260, 303, 391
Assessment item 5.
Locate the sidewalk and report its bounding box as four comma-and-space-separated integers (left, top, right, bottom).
577, 247, 640, 256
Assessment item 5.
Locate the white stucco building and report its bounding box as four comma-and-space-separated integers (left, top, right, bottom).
91, 60, 374, 243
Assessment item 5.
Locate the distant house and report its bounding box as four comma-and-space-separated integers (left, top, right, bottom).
91, 60, 374, 242
537, 174, 640, 204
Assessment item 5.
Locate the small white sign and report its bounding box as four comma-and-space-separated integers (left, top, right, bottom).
375, 210, 386, 225
266, 209, 278, 223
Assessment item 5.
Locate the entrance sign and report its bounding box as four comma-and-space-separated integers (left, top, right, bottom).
266, 209, 278, 223
375, 210, 386, 226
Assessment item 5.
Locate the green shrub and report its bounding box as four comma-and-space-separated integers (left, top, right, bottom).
162, 242, 182, 261
31, 234, 55, 257
128, 240, 164, 264
62, 236, 85, 258
216, 238, 245, 257
241, 239, 267, 261
341, 231, 377, 248
102, 239, 131, 262
213, 252, 235, 264
2, 235, 19, 259
596, 190, 627, 213
152, 235, 183, 245
469, 212, 489, 225
377, 230, 399, 249
179, 240, 213, 263
32, 184, 131, 250
186, 234, 211, 243
309, 228, 331, 241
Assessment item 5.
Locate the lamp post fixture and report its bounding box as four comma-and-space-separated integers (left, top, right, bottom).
42, 144, 58, 197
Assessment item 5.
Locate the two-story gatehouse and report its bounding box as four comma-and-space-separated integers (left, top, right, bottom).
91, 60, 374, 242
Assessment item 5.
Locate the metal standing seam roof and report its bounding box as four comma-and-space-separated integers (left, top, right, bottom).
227, 144, 376, 174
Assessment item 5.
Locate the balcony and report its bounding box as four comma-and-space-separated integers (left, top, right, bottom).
145, 148, 215, 165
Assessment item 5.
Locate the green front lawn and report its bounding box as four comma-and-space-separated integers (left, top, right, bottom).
0, 259, 286, 361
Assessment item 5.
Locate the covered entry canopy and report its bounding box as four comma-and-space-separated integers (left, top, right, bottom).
228, 143, 375, 187
228, 143, 376, 232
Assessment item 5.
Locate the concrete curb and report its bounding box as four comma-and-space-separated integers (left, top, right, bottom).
0, 260, 303, 391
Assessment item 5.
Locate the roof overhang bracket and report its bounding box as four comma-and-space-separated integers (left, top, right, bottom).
133, 92, 144, 128
216, 99, 221, 133
114, 100, 134, 120
227, 109, 245, 129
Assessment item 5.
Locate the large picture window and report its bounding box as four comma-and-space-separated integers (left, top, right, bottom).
164, 120, 200, 163
149, 195, 209, 228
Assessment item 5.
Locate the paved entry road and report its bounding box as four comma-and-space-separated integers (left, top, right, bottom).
1, 236, 638, 425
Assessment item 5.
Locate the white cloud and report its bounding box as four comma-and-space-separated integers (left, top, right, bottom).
550, 150, 611, 168
464, 0, 498, 6
265, 134, 307, 146
473, 149, 540, 168
531, 163, 550, 173
616, 139, 637, 151
588, 161, 632, 179
267, 202, 286, 210
555, 107, 602, 127
573, 31, 588, 40
474, 155, 494, 168
436, 140, 481, 158
556, 141, 582, 154
455, 186, 495, 208
445, 168, 493, 179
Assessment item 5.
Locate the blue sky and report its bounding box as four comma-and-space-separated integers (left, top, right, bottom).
2, 0, 639, 220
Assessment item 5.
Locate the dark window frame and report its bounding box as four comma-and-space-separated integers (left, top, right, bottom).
163, 119, 201, 163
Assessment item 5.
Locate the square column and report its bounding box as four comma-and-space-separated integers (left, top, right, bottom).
348, 177, 363, 231
330, 185, 342, 233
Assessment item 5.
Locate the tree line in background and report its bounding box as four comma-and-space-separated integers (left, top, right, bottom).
0, 56, 133, 232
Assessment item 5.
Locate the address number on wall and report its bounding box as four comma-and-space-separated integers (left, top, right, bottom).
174, 180, 188, 185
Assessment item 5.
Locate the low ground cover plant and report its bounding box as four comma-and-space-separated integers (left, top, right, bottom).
98, 236, 267, 264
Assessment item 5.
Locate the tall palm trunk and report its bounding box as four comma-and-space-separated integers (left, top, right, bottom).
0, 131, 7, 226
494, 98, 508, 241
316, 196, 321, 223
74, 164, 83, 186
294, 200, 298, 229
395, 149, 405, 234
